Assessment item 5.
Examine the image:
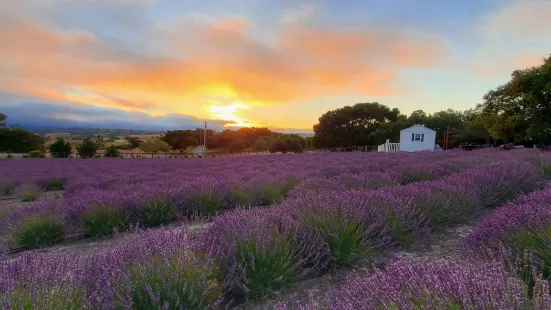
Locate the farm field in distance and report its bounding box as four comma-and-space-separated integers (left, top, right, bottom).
1, 149, 551, 309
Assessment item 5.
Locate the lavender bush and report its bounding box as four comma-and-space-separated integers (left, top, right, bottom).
284, 191, 393, 266
464, 186, 551, 294
15, 183, 43, 202
1, 252, 91, 309
198, 207, 330, 300
7, 202, 65, 249
87, 229, 220, 310
327, 259, 547, 310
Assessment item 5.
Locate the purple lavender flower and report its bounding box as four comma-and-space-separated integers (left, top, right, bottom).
197, 207, 330, 300
328, 259, 533, 310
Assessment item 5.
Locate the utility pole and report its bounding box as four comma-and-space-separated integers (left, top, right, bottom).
203, 120, 207, 148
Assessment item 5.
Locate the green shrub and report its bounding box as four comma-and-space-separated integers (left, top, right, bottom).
76, 138, 98, 158
28, 150, 45, 158
44, 178, 64, 191
81, 204, 129, 236
135, 197, 177, 227
10, 215, 65, 249
7, 154, 12, 159
104, 145, 120, 158
49, 138, 72, 158
122, 252, 219, 309
16, 183, 42, 202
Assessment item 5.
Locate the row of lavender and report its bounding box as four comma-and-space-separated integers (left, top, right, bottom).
288, 154, 551, 310
2, 156, 549, 309
0, 149, 541, 198
0, 150, 533, 251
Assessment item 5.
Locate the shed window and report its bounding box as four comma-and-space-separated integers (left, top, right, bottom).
414, 134, 421, 141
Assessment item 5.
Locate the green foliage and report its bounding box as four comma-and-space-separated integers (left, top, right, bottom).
228, 187, 255, 207
135, 197, 177, 227
10, 215, 65, 249
509, 226, 551, 294
482, 55, 551, 144
252, 137, 272, 152
234, 237, 301, 299
298, 211, 371, 266
125, 136, 142, 149
28, 150, 45, 158
123, 253, 219, 310
187, 191, 225, 215
0, 127, 45, 153
214, 127, 275, 149
49, 138, 72, 158
314, 102, 400, 147
76, 138, 97, 158
163, 130, 199, 153
81, 204, 129, 236
228, 142, 246, 153
255, 184, 286, 205
0, 113, 5, 128
104, 145, 120, 158
269, 134, 304, 153
5, 284, 90, 310
0, 181, 13, 197
44, 178, 64, 191
114, 143, 133, 150
139, 138, 171, 153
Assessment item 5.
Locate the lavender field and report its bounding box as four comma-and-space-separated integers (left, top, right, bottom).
1, 149, 551, 309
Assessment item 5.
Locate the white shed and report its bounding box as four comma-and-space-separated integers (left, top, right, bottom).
399, 125, 436, 152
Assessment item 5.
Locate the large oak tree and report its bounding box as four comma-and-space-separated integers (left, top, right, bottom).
482, 55, 551, 144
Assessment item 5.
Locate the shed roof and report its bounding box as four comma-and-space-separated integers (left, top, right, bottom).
400, 124, 436, 133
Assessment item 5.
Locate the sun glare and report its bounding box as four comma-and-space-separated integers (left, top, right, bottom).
210, 102, 257, 127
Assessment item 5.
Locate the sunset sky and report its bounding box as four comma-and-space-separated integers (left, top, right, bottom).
1, 0, 550, 132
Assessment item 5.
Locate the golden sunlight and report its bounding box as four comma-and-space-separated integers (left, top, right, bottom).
210, 102, 257, 127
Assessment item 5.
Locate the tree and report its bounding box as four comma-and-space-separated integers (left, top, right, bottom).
408, 110, 428, 124
104, 145, 120, 158
163, 130, 198, 153
269, 134, 305, 153
0, 128, 45, 153
252, 137, 271, 152
125, 136, 142, 149
313, 102, 400, 147
481, 55, 551, 144
139, 138, 170, 153
228, 142, 246, 153
95, 135, 105, 147
49, 138, 72, 158
0, 113, 5, 128
76, 138, 98, 158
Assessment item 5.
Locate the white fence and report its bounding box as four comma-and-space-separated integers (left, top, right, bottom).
377, 140, 400, 152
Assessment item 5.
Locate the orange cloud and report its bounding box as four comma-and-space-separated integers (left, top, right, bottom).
0, 15, 449, 126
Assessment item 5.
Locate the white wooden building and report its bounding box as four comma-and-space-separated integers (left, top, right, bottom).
378, 125, 437, 152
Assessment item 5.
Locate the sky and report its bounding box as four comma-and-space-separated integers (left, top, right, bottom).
1, 0, 551, 132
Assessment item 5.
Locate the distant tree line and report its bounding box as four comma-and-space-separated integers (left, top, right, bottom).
313, 55, 551, 148
159, 127, 307, 154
